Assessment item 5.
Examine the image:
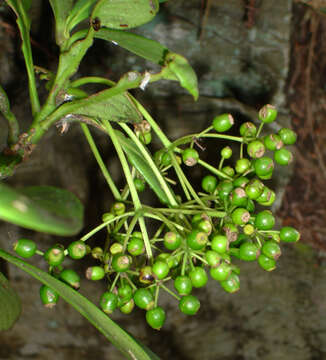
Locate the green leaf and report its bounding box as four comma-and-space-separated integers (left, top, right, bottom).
0, 183, 83, 236
96, 29, 168, 65
115, 131, 170, 204
0, 271, 21, 331
0, 249, 160, 360
66, 0, 98, 33
68, 92, 143, 124
162, 52, 199, 100
48, 0, 74, 46
92, 0, 159, 30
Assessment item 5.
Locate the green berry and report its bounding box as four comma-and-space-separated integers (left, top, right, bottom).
118, 284, 133, 303
92, 247, 103, 259
120, 298, 135, 314
134, 178, 146, 192
245, 179, 264, 200
187, 229, 208, 250
111, 202, 126, 216
240, 122, 257, 137
278, 128, 297, 145
189, 267, 208, 288
146, 307, 166, 330
110, 242, 123, 254
201, 175, 218, 193
196, 219, 212, 235
112, 253, 132, 272
235, 158, 251, 174
258, 104, 277, 123
247, 140, 265, 158
102, 212, 115, 223
221, 146, 232, 159
213, 113, 234, 132
256, 186, 275, 205
239, 242, 260, 261
164, 231, 182, 251
262, 241, 281, 260
243, 224, 255, 235
152, 260, 169, 280
211, 234, 228, 254
254, 157, 274, 178
127, 237, 144, 256
230, 187, 248, 207
218, 180, 234, 200
264, 134, 283, 151
210, 262, 232, 281
86, 266, 105, 280
100, 292, 118, 314
280, 227, 300, 242
258, 254, 276, 271
44, 244, 65, 266
205, 250, 222, 267
182, 148, 199, 166
274, 148, 293, 166
161, 152, 172, 166
233, 176, 249, 188
222, 166, 235, 177
231, 208, 250, 226
134, 288, 154, 310
59, 269, 80, 289
139, 266, 155, 284
254, 210, 275, 230
67, 240, 87, 260
40, 285, 59, 308
220, 272, 240, 293
174, 276, 192, 295
138, 131, 152, 145
14, 238, 36, 258
179, 295, 200, 315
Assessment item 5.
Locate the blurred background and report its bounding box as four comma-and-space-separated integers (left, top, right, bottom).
1, 1, 326, 359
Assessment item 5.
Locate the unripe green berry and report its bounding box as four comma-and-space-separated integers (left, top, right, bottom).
134, 288, 154, 310
174, 276, 192, 295
100, 291, 118, 314
247, 140, 265, 158
243, 224, 255, 235
210, 262, 232, 281
186, 229, 208, 250
164, 232, 182, 251
256, 186, 275, 205
230, 187, 248, 207
179, 295, 200, 315
280, 227, 300, 242
262, 241, 281, 260
44, 244, 65, 266
217, 180, 234, 200
102, 212, 115, 223
254, 210, 275, 230
59, 269, 80, 289
92, 247, 103, 259
189, 267, 208, 288
274, 148, 293, 166
222, 166, 235, 177
196, 219, 212, 235
221, 146, 232, 159
127, 237, 144, 256
239, 242, 260, 261
86, 266, 105, 280
110, 242, 123, 254
264, 134, 283, 151
134, 178, 146, 192
231, 208, 250, 225
14, 238, 36, 258
278, 128, 297, 145
146, 307, 166, 330
211, 234, 228, 254
245, 179, 264, 200
205, 250, 222, 267
235, 158, 251, 174
220, 272, 240, 293
240, 122, 257, 137
201, 175, 218, 193
40, 285, 59, 308
233, 176, 249, 188
112, 253, 132, 272
68, 240, 87, 260
152, 260, 169, 280
111, 202, 126, 216
254, 157, 274, 178
258, 104, 277, 123
120, 298, 135, 314
213, 113, 234, 132
258, 254, 276, 271
118, 284, 133, 303
182, 148, 199, 166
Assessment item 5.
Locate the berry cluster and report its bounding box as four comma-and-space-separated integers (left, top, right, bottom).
13, 105, 300, 331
